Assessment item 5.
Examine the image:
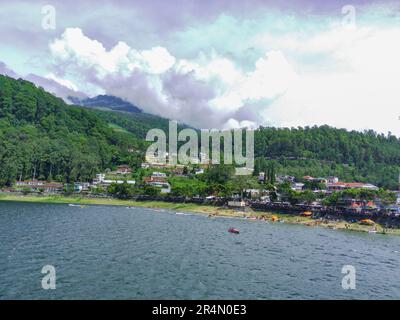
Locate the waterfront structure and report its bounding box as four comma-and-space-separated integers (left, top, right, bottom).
15, 180, 63, 193
228, 200, 246, 208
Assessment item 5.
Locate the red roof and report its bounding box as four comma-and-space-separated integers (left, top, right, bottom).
144, 177, 166, 183
344, 183, 367, 187
329, 182, 368, 188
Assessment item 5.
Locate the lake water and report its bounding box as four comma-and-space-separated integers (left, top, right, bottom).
0, 201, 399, 299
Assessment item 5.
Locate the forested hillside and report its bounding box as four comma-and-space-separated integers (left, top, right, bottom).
1, 74, 399, 189
92, 109, 181, 140
0, 75, 146, 185
69, 95, 142, 113
254, 126, 400, 189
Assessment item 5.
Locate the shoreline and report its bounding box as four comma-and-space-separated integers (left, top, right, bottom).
1, 193, 399, 236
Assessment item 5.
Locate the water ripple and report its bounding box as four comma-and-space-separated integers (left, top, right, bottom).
1, 202, 400, 299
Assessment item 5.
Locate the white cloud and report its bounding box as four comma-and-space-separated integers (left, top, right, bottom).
262, 26, 400, 135
45, 73, 79, 92
135, 47, 176, 74
47, 19, 400, 135
223, 118, 258, 130
49, 28, 293, 129
50, 28, 175, 78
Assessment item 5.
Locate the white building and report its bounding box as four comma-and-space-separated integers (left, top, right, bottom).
291, 182, 305, 191
152, 172, 167, 178
195, 169, 204, 175
92, 173, 135, 186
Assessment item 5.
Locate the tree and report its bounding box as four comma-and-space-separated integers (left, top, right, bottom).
107, 182, 134, 199
143, 185, 160, 197
203, 165, 234, 185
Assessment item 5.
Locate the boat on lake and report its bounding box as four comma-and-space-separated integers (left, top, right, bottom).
69, 204, 86, 208
228, 227, 240, 234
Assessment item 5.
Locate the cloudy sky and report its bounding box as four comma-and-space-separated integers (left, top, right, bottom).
1, 0, 400, 134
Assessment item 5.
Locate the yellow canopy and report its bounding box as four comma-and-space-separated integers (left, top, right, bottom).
360, 219, 375, 225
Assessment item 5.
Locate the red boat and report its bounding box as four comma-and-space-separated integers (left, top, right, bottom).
228, 227, 240, 234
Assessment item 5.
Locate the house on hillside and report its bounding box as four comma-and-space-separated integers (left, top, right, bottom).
195, 168, 204, 175
144, 177, 170, 193
276, 175, 295, 183
151, 172, 167, 178
291, 182, 305, 191
92, 173, 135, 187
16, 180, 45, 187
73, 182, 91, 193
15, 180, 63, 193
144, 177, 167, 186
116, 165, 132, 174
328, 176, 339, 183
327, 182, 378, 192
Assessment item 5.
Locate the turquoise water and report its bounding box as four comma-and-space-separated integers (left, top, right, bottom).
0, 202, 399, 299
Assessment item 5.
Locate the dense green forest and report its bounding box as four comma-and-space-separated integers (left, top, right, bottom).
1, 74, 399, 189
254, 126, 400, 189
92, 109, 181, 140
0, 75, 149, 185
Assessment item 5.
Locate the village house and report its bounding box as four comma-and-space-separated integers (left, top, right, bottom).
195, 168, 204, 175
16, 180, 45, 187
327, 182, 379, 192
327, 176, 339, 183
73, 182, 91, 193
302, 176, 328, 184
151, 172, 167, 178
301, 175, 327, 184
141, 163, 150, 169
92, 173, 135, 187
116, 165, 132, 174
291, 182, 305, 191
276, 175, 295, 183
243, 188, 270, 199
144, 176, 167, 185
161, 184, 171, 194
15, 180, 63, 193
144, 176, 171, 193
243, 189, 260, 198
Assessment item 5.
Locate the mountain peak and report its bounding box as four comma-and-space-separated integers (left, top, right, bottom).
69, 94, 142, 113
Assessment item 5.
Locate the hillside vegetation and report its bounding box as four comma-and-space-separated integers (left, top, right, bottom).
1, 74, 399, 189
254, 126, 400, 189
0, 75, 146, 185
